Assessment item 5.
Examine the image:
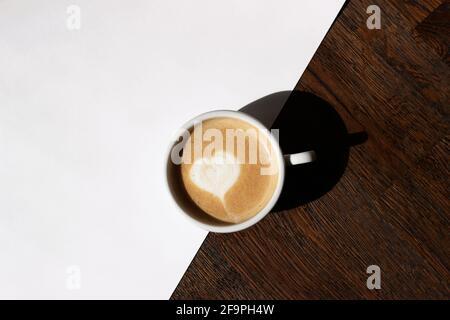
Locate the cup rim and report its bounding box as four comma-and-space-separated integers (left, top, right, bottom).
165, 110, 285, 233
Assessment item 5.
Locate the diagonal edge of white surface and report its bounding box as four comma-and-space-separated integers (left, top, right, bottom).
0, 0, 345, 299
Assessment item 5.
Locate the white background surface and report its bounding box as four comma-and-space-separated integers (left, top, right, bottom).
0, 0, 345, 299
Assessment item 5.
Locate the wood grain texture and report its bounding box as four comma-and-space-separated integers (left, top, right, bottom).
171, 0, 450, 299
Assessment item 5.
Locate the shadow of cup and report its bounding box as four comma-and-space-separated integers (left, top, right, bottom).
240, 90, 367, 212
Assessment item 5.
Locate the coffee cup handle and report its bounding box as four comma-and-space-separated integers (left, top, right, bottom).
284, 150, 316, 166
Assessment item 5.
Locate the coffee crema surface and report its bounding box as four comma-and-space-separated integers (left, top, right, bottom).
180, 117, 279, 223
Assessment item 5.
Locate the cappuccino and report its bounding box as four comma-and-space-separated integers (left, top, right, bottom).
179, 117, 279, 223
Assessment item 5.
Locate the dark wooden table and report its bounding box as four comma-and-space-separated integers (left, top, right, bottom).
172, 0, 449, 299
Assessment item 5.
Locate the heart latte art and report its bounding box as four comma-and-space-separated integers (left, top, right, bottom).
189, 151, 240, 200
180, 117, 279, 223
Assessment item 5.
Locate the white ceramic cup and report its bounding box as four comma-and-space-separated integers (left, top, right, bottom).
165, 110, 315, 233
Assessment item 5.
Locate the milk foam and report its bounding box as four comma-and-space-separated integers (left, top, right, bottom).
189, 151, 240, 200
